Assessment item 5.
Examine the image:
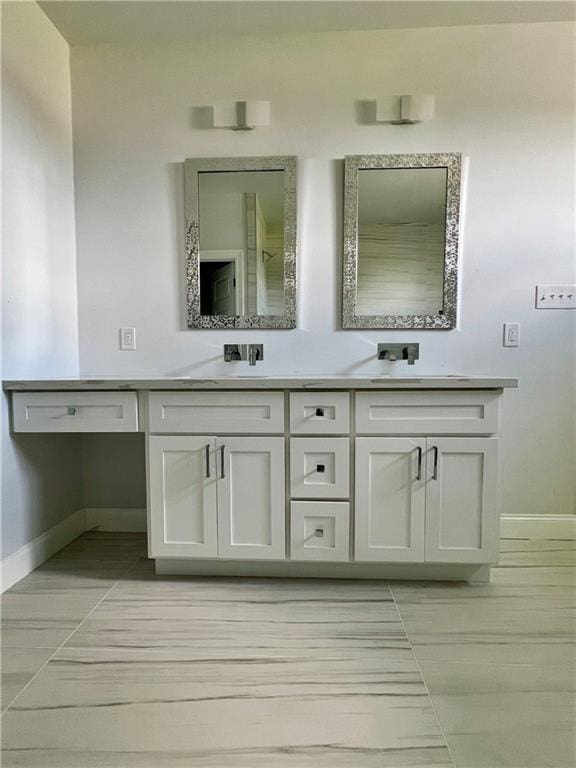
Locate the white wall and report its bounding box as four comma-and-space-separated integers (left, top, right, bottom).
1, 2, 82, 559
70, 22, 575, 518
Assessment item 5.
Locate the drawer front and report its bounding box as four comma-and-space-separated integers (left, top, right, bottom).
289, 392, 350, 434
148, 392, 284, 434
355, 391, 500, 435
290, 437, 350, 499
290, 501, 350, 562
12, 392, 138, 433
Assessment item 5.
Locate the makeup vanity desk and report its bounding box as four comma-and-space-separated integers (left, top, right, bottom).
4, 376, 518, 582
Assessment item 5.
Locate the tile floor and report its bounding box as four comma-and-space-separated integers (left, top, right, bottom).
1, 532, 574, 767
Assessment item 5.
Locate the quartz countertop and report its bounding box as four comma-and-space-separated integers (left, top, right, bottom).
3, 375, 518, 391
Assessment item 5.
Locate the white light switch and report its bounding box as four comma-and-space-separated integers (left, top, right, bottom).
503, 323, 520, 347
536, 285, 576, 309
119, 327, 136, 350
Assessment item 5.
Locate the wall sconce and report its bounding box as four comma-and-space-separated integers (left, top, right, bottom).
369, 94, 435, 124
211, 100, 271, 130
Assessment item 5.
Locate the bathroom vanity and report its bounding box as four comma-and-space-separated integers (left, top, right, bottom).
5, 376, 517, 581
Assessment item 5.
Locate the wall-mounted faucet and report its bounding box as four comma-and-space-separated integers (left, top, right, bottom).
224, 344, 264, 366
377, 343, 420, 366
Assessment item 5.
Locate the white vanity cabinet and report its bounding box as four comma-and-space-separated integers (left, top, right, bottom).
6, 377, 517, 580
148, 435, 285, 560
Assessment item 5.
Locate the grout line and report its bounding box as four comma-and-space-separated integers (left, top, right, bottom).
1, 554, 142, 716
389, 582, 458, 768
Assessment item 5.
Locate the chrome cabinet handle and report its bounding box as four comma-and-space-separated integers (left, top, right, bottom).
220, 445, 226, 479
205, 445, 211, 478
432, 446, 439, 480
416, 446, 422, 480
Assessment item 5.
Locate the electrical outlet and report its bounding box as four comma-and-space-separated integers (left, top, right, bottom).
503, 323, 520, 347
535, 285, 576, 309
119, 327, 136, 350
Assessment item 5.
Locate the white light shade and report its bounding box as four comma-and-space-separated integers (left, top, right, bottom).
372, 94, 435, 124
400, 94, 435, 123
243, 100, 271, 128
212, 101, 238, 128
211, 100, 271, 129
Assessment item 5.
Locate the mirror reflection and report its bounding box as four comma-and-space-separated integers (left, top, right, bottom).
357, 168, 447, 316
198, 170, 285, 317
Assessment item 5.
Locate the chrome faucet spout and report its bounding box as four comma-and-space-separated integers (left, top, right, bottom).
248, 344, 263, 366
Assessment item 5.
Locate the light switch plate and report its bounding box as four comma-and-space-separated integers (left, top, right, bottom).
535, 285, 576, 309
119, 327, 136, 350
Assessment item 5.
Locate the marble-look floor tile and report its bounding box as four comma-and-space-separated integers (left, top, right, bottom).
498, 540, 576, 567
1, 578, 452, 767
1, 648, 53, 711
0, 746, 454, 768
0, 594, 103, 648
51, 532, 146, 562
391, 581, 576, 666
490, 565, 575, 587
7, 563, 127, 599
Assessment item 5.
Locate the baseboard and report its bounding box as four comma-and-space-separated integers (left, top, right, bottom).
85, 507, 147, 532
501, 514, 576, 540
1, 509, 87, 593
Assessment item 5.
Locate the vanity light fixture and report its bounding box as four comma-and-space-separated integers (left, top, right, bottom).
211, 100, 271, 130
370, 94, 435, 124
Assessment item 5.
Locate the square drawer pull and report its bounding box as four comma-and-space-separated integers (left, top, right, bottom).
67, 407, 77, 416
316, 464, 325, 473
315, 408, 325, 417
314, 528, 324, 538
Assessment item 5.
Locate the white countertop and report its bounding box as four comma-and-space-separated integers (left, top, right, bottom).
3, 376, 518, 391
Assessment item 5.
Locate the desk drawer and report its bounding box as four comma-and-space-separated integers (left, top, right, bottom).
290, 392, 350, 434
148, 392, 284, 434
355, 391, 500, 435
12, 392, 138, 433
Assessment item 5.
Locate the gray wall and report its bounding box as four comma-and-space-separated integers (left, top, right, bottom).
1, 2, 82, 559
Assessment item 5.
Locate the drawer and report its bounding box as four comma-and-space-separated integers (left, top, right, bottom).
12, 392, 138, 433
290, 501, 350, 562
355, 391, 500, 435
289, 392, 350, 434
148, 391, 284, 434
290, 437, 350, 499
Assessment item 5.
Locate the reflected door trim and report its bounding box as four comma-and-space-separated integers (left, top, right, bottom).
342, 152, 462, 330
184, 155, 297, 329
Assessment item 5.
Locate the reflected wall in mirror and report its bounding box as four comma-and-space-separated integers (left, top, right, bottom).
343, 153, 462, 329
184, 156, 296, 328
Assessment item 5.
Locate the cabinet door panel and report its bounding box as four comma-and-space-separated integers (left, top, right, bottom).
217, 437, 285, 560
425, 437, 499, 563
355, 438, 426, 562
148, 436, 218, 558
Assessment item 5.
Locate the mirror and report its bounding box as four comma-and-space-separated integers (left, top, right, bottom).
342, 153, 461, 329
184, 156, 296, 329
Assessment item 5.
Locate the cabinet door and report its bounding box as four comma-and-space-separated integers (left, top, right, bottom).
217, 437, 285, 560
148, 436, 218, 558
355, 437, 426, 562
425, 437, 499, 563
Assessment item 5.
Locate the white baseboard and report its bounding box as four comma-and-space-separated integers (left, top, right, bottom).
1, 509, 87, 593
501, 514, 576, 540
85, 507, 147, 532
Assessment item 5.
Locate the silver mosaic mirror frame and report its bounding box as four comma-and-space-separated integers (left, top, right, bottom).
342, 152, 462, 329
184, 155, 297, 329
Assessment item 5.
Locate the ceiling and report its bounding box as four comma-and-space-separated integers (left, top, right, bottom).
38, 1, 575, 47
